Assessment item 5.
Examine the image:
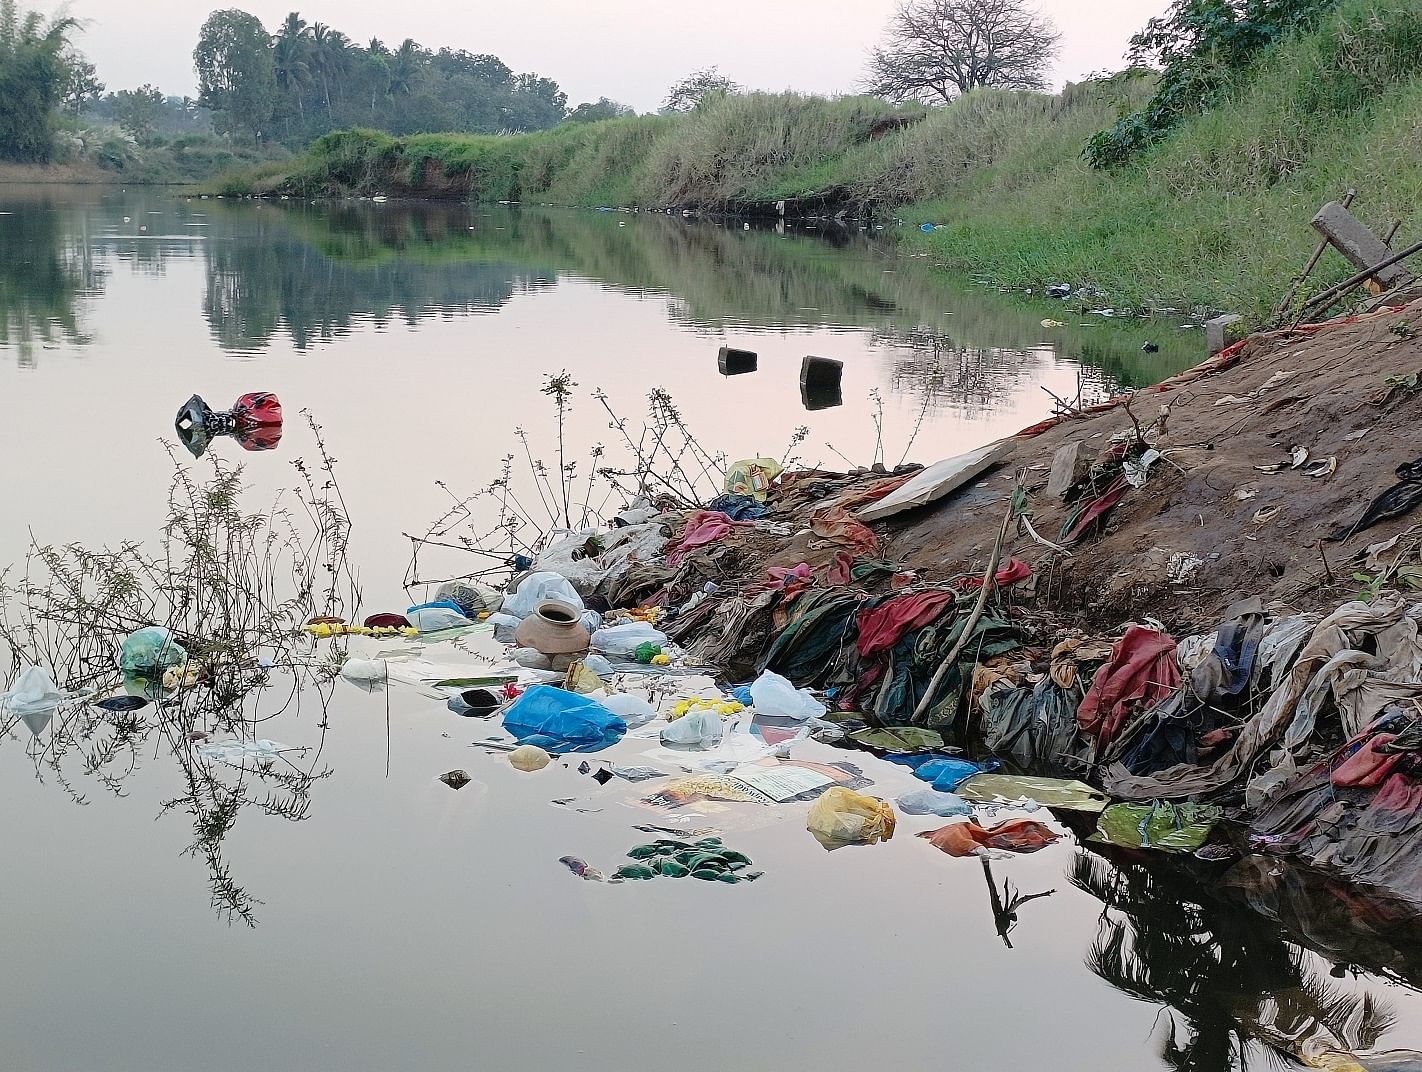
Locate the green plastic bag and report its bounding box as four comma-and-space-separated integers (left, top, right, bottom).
119, 627, 187, 675
1090, 801, 1221, 853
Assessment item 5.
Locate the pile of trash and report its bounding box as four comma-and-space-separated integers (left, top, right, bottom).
238, 298, 1422, 910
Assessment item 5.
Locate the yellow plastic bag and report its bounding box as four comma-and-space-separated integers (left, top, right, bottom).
724, 457, 783, 502
563, 661, 605, 696
806, 787, 896, 845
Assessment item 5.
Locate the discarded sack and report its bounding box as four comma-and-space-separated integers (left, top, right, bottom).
806, 786, 896, 845
501, 572, 585, 619
1326, 454, 1422, 542
501, 684, 626, 752
917, 817, 1060, 858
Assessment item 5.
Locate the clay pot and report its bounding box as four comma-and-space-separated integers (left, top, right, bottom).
514, 599, 590, 655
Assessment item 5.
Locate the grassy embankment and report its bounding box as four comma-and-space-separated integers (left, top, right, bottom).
230, 0, 1422, 320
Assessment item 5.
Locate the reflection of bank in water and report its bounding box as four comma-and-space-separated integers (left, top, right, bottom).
1073, 838, 1422, 1072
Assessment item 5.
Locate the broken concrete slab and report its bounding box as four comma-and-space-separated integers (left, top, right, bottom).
1047, 440, 1092, 499
858, 439, 1011, 522
1312, 201, 1415, 288
1206, 314, 1245, 354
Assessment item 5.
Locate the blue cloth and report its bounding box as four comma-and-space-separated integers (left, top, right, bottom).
705, 494, 769, 522
503, 685, 626, 753
731, 685, 754, 706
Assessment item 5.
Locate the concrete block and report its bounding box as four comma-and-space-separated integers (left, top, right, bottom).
1312, 201, 1415, 288
1047, 440, 1092, 499
717, 346, 758, 376
1206, 314, 1244, 354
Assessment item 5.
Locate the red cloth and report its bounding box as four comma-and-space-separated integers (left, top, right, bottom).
958, 557, 1032, 591
1077, 626, 1180, 749
1331, 734, 1405, 789
824, 551, 853, 587
1063, 474, 1130, 544
766, 562, 814, 601
809, 505, 879, 556
918, 818, 1060, 857
856, 590, 957, 660
665, 511, 745, 567
832, 472, 919, 511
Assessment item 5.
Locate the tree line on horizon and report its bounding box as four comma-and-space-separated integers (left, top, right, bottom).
0, 0, 1352, 177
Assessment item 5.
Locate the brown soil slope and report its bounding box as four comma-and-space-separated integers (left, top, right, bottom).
844, 302, 1422, 635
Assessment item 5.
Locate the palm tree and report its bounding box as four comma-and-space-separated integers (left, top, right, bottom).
364, 38, 390, 116
389, 38, 419, 97
272, 12, 312, 127
308, 24, 351, 124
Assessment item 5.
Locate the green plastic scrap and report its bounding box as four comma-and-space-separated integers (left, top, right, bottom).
1090, 801, 1222, 853
956, 774, 1110, 813
848, 726, 946, 753
609, 838, 761, 884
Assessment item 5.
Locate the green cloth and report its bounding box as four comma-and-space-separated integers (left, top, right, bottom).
760, 590, 861, 684
1090, 801, 1222, 853
875, 613, 1020, 729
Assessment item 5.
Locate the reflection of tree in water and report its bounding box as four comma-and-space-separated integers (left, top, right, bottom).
0, 203, 103, 367
0, 424, 357, 924
17, 671, 335, 924
1071, 849, 1400, 1071
201, 204, 557, 352
885, 328, 1121, 411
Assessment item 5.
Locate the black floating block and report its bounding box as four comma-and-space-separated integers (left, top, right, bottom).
718, 345, 759, 376
800, 355, 844, 410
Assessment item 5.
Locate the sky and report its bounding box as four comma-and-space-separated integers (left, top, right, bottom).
47, 0, 1167, 111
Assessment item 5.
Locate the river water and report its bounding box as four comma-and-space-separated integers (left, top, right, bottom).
3, 186, 1422, 1072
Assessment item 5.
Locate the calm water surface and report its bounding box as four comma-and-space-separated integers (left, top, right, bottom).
3, 186, 1421, 1072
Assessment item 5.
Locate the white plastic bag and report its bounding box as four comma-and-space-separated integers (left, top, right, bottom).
749, 670, 827, 721
590, 621, 669, 656
602, 693, 657, 727
406, 605, 475, 632
0, 665, 65, 716
339, 658, 388, 690
501, 572, 585, 619
660, 707, 724, 748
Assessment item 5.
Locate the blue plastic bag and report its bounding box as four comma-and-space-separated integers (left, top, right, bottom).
913, 757, 988, 793
502, 684, 626, 753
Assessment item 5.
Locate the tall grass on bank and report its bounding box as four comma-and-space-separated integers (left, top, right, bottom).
914, 0, 1422, 318
227, 0, 1422, 320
